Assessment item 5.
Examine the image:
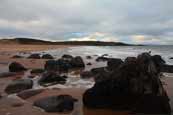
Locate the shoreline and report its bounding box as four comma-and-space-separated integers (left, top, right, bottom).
0, 44, 172, 115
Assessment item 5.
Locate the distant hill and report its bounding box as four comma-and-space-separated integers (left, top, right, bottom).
0, 38, 135, 46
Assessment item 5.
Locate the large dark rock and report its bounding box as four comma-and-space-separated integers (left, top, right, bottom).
9, 62, 27, 72
161, 65, 173, 73
33, 95, 77, 112
70, 56, 85, 68
57, 59, 72, 72
38, 72, 66, 86
28, 53, 41, 59
42, 54, 54, 59
83, 52, 171, 114
5, 79, 33, 94
107, 58, 123, 71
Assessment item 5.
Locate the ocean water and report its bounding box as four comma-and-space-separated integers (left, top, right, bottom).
41, 45, 173, 65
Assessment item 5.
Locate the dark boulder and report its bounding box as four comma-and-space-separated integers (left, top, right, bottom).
57, 59, 72, 72
70, 56, 85, 68
17, 89, 44, 99
80, 71, 93, 79
33, 95, 77, 112
5, 79, 33, 94
28, 53, 41, 59
31, 68, 45, 74
38, 72, 66, 86
83, 52, 171, 114
107, 58, 123, 71
42, 54, 54, 59
9, 62, 27, 72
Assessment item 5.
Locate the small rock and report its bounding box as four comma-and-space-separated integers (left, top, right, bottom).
11, 55, 23, 58
87, 62, 92, 66
5, 79, 33, 94
38, 72, 66, 86
33, 95, 77, 112
170, 57, 173, 59
17, 89, 44, 99
31, 68, 45, 74
42, 54, 54, 59
9, 62, 27, 72
62, 54, 73, 60
86, 56, 92, 59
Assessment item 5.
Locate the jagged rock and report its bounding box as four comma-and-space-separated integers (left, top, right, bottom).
83, 52, 171, 114
5, 79, 33, 94
42, 54, 54, 59
38, 72, 66, 86
33, 95, 77, 112
9, 62, 27, 72
28, 53, 41, 59
80, 71, 93, 79
70, 56, 85, 68
107, 58, 123, 71
17, 89, 44, 99
11, 55, 23, 58
31, 68, 45, 74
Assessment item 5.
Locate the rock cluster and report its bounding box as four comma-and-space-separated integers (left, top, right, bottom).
83, 52, 171, 114
44, 55, 85, 73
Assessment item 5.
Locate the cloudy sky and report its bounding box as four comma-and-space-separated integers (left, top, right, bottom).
0, 0, 173, 45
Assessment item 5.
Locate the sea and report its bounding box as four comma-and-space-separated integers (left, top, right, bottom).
38, 45, 173, 65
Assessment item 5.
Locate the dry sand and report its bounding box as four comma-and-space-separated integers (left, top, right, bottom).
0, 44, 172, 115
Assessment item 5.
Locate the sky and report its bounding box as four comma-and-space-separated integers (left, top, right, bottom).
0, 0, 173, 45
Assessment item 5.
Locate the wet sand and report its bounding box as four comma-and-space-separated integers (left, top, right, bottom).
0, 44, 172, 115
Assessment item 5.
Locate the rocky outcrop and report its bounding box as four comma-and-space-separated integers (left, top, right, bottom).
38, 72, 66, 86
83, 53, 171, 114
5, 79, 33, 94
42, 54, 54, 59
107, 58, 123, 71
9, 62, 27, 72
33, 95, 77, 112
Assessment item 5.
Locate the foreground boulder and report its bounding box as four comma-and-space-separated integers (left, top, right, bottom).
33, 95, 77, 112
83, 53, 171, 114
9, 62, 27, 72
42, 54, 54, 59
5, 79, 33, 94
38, 72, 66, 86
28, 53, 41, 59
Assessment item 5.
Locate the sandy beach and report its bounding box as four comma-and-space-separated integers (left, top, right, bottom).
0, 44, 172, 115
